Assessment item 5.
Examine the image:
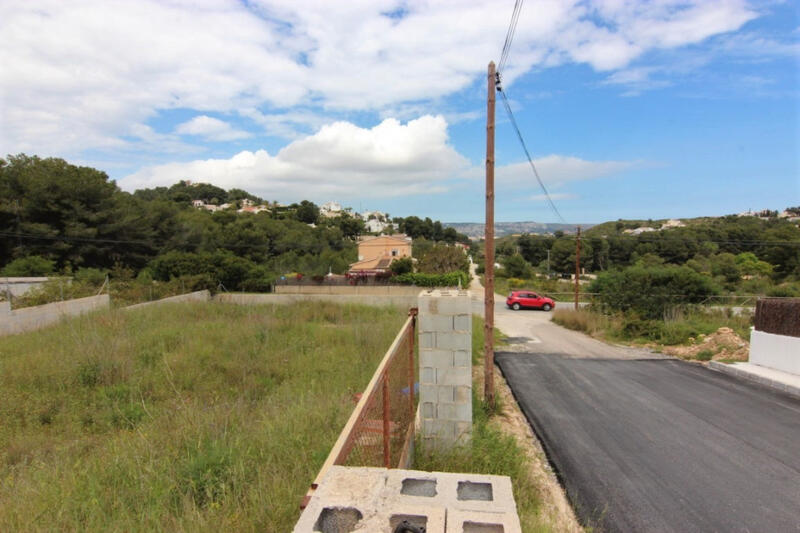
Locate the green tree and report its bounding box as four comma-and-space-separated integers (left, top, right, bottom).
591, 265, 718, 319
502, 254, 532, 278
416, 245, 468, 274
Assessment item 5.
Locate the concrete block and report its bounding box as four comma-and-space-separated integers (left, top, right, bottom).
435, 331, 471, 351
420, 332, 436, 349
420, 349, 455, 369
420, 383, 437, 402
421, 366, 437, 384
437, 385, 455, 403
420, 313, 455, 333
454, 350, 471, 367
421, 402, 435, 419
435, 295, 471, 316
455, 421, 472, 444
432, 419, 455, 439
454, 403, 473, 423
454, 314, 472, 332
438, 366, 471, 387
454, 386, 472, 403
446, 509, 522, 533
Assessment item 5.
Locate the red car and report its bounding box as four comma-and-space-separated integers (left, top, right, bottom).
506, 290, 555, 311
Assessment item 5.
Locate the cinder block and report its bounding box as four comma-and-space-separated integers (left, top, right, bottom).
454, 314, 472, 332
421, 366, 437, 384
435, 331, 471, 351
421, 402, 435, 419
437, 403, 456, 419
420, 313, 455, 333
454, 350, 471, 367
454, 386, 472, 403
454, 403, 473, 423
435, 294, 471, 316
432, 419, 455, 439
420, 349, 455, 369
437, 385, 455, 403
420, 383, 437, 402
446, 509, 522, 533
437, 366, 471, 387
420, 332, 436, 348
455, 421, 472, 444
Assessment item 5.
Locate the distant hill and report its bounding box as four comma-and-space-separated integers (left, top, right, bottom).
444, 221, 593, 239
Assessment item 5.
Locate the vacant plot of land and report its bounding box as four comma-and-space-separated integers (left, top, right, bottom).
0, 302, 406, 532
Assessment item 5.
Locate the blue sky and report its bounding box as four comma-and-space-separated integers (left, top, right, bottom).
1, 0, 797, 223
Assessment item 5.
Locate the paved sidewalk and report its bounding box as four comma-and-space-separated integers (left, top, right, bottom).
709, 361, 800, 398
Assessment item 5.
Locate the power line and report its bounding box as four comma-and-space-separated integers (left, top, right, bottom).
497, 87, 566, 223
495, 0, 565, 223
498, 0, 523, 74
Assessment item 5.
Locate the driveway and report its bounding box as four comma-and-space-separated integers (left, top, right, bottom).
468, 275, 800, 532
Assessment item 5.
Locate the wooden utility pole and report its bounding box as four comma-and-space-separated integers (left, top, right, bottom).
484, 61, 496, 409
574, 226, 581, 310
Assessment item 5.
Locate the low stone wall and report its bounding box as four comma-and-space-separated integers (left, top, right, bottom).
0, 294, 110, 336
750, 329, 800, 376
123, 290, 211, 311
274, 284, 422, 296
215, 292, 418, 308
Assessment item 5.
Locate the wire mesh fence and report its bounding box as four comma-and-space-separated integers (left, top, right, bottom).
303, 309, 418, 508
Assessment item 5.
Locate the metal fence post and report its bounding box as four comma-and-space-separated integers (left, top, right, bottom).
408, 308, 417, 422
382, 371, 390, 468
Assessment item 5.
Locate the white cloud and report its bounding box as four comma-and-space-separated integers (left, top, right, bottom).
494, 155, 636, 189
175, 116, 250, 141
119, 115, 468, 200
530, 193, 577, 202
0, 0, 759, 156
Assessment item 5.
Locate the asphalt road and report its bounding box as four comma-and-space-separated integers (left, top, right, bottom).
466, 271, 800, 531
495, 349, 800, 532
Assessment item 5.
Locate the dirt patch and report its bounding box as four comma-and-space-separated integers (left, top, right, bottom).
662, 327, 749, 361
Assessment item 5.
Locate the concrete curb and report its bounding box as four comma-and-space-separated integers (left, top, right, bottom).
708, 361, 800, 399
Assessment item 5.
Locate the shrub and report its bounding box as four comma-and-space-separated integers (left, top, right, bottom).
393, 271, 469, 288
0, 256, 56, 276
590, 265, 718, 320
390, 257, 413, 275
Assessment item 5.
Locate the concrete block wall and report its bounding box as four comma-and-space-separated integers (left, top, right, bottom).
418, 289, 472, 449
0, 294, 110, 337
294, 466, 522, 533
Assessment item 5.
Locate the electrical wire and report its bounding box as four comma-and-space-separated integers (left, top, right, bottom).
498, 0, 523, 74
498, 87, 566, 223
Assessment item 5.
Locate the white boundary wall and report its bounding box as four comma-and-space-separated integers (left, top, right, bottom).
124, 290, 210, 311
0, 294, 110, 336
749, 329, 800, 376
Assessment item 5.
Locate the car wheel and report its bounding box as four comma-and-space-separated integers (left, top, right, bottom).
542, 303, 552, 311
512, 303, 521, 311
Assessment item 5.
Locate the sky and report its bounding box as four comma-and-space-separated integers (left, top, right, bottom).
1, 0, 798, 224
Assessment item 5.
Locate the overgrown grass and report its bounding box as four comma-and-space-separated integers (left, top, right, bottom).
415, 315, 548, 533
552, 307, 753, 357
0, 302, 406, 532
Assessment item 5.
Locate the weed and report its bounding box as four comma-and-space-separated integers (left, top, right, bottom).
695, 349, 714, 361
